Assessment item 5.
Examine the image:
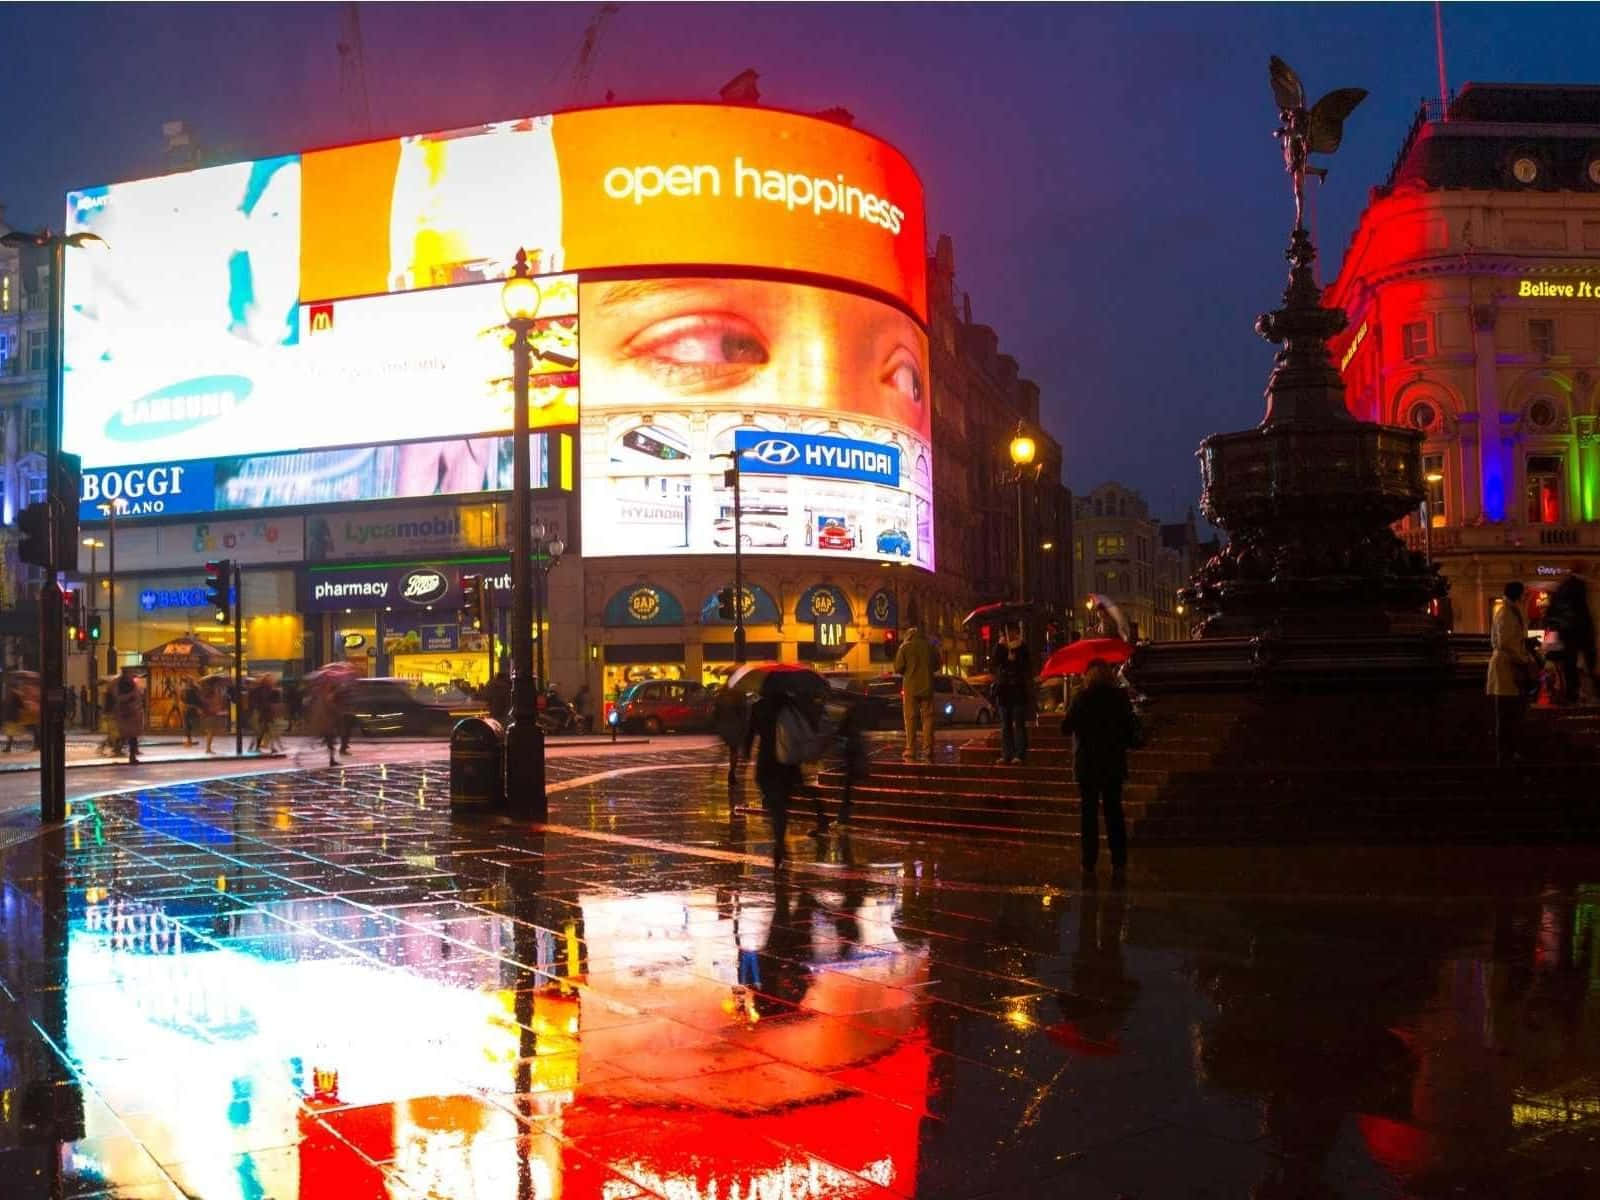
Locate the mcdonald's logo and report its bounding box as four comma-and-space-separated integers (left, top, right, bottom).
308, 303, 334, 333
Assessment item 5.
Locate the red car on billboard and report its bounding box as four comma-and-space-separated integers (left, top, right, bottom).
817, 521, 855, 551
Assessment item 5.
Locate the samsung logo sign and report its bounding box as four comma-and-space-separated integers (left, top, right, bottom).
734, 430, 900, 487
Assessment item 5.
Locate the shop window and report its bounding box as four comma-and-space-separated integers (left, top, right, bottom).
1401, 321, 1429, 360
1423, 454, 1446, 526
1529, 319, 1556, 357
1526, 455, 1563, 525
1094, 534, 1125, 558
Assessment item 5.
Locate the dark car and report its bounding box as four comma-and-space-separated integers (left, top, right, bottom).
345, 678, 487, 737
614, 679, 715, 734
823, 672, 902, 731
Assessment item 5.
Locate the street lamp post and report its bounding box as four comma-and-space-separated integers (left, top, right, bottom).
1, 226, 103, 823
1008, 424, 1037, 607
502, 250, 547, 819
82, 537, 104, 728
97, 499, 124, 679
714, 451, 748, 662
1422, 470, 1444, 572
530, 521, 564, 695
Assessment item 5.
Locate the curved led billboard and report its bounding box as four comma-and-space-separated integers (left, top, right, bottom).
64, 104, 928, 544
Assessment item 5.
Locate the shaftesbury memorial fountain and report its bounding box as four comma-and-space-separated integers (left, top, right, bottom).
1131, 58, 1461, 696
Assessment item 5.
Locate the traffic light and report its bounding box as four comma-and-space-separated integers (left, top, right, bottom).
461, 574, 483, 630
88, 613, 102, 642
17, 502, 52, 568
205, 559, 232, 624
63, 589, 82, 637
55, 454, 80, 571
716, 587, 737, 620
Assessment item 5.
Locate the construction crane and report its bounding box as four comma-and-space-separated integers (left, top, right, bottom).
566, 4, 620, 108
337, 2, 373, 137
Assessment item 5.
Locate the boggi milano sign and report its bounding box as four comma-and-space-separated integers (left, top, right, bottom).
64, 103, 932, 569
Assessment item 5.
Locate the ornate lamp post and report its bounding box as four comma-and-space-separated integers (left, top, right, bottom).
501, 250, 547, 818
1008, 424, 1036, 606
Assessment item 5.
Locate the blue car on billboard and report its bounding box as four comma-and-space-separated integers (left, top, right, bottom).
876, 528, 912, 557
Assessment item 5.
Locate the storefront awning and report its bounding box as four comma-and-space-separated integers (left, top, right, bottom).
796, 584, 853, 625
700, 584, 780, 626
603, 584, 685, 627
142, 635, 233, 668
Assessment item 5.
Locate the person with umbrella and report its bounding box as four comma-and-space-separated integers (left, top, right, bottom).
197, 674, 231, 755
1060, 658, 1141, 878
304, 662, 359, 766
112, 667, 146, 766
732, 664, 828, 867
989, 621, 1033, 765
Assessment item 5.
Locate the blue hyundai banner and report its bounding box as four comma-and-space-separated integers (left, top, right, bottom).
734, 430, 900, 487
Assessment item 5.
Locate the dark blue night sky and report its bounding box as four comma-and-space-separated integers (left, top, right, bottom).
3, 2, 1597, 515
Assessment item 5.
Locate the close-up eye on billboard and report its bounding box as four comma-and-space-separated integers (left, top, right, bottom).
577, 276, 934, 569
63, 103, 926, 530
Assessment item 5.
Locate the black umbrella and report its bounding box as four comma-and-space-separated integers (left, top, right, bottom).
725, 662, 830, 701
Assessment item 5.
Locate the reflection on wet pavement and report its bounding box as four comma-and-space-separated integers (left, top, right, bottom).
2, 753, 1600, 1197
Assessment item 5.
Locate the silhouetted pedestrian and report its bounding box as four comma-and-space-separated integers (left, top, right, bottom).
1061, 659, 1140, 878
743, 690, 806, 868
1547, 565, 1596, 705
112, 669, 145, 765
990, 622, 1033, 764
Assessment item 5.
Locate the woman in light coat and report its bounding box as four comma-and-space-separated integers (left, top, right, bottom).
1487, 581, 1537, 765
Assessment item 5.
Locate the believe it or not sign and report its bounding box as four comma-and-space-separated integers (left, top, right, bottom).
815, 621, 846, 648
1518, 280, 1600, 299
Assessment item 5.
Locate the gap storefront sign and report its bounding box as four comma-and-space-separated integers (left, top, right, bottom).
299, 562, 513, 613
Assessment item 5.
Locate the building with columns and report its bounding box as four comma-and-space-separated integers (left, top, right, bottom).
1328, 84, 1600, 633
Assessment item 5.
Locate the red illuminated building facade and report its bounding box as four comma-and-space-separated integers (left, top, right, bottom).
1328, 84, 1600, 633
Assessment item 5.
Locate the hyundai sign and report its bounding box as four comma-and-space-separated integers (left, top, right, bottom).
735, 431, 899, 487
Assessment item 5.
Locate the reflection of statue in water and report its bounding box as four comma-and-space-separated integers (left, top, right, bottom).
1268, 56, 1367, 233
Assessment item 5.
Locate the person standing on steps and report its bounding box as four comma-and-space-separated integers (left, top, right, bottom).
990, 622, 1033, 765
894, 625, 938, 763
1061, 659, 1140, 878
1487, 580, 1537, 765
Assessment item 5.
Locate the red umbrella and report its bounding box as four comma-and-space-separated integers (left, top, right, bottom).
1039, 638, 1133, 679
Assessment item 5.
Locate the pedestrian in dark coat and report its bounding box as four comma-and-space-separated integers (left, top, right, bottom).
1547, 567, 1596, 705
112, 670, 145, 765
990, 624, 1033, 764
743, 691, 803, 868
1061, 659, 1140, 875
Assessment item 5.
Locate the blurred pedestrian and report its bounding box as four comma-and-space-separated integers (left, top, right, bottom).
78, 685, 91, 730
821, 696, 867, 831
99, 682, 121, 756
573, 683, 593, 734
1547, 565, 1596, 705
743, 690, 808, 868
894, 625, 938, 762
181, 679, 203, 747
62, 687, 76, 728
1061, 659, 1140, 878
990, 621, 1033, 765
112, 668, 145, 765
1488, 581, 1537, 765
307, 677, 350, 766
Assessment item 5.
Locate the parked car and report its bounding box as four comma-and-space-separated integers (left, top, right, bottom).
875, 528, 912, 557
345, 678, 487, 737
613, 679, 715, 734
712, 517, 788, 549
870, 673, 994, 725
817, 522, 856, 551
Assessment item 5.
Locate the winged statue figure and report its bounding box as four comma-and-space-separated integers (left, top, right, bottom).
1269, 56, 1367, 232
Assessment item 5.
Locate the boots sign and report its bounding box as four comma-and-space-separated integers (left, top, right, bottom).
299, 561, 517, 613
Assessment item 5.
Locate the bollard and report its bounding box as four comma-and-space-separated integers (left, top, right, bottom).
450, 717, 505, 813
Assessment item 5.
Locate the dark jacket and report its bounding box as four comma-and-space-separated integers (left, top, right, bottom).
743, 692, 803, 795
1061, 681, 1139, 782
989, 640, 1033, 707
1548, 576, 1595, 649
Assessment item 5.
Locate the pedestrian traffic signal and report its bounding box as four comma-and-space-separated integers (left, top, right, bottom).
88, 614, 102, 642
205, 559, 232, 624
717, 587, 737, 620
17, 501, 52, 568
63, 589, 82, 634
461, 574, 483, 630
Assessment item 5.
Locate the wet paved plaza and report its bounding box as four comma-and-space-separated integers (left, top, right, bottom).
3, 749, 1600, 1198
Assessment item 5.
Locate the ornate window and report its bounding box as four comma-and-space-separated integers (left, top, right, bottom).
1526, 397, 1559, 431
1529, 319, 1556, 357
1401, 321, 1430, 360
1406, 399, 1440, 432
1526, 455, 1563, 525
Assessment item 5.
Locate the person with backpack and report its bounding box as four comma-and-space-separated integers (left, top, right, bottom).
1061, 658, 1141, 878
742, 689, 821, 868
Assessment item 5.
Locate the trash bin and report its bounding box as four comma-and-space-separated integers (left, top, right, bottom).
450, 717, 505, 812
